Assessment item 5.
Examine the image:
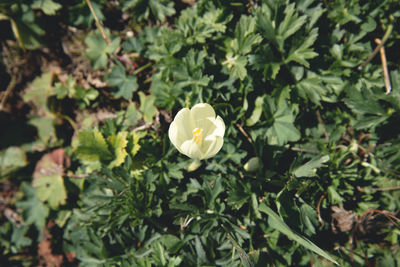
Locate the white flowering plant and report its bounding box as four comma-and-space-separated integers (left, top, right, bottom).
168, 103, 225, 160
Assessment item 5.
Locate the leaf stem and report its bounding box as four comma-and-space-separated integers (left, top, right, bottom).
133, 62, 152, 75
85, 0, 111, 45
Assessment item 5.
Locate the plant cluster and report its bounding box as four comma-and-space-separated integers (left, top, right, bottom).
1, 0, 400, 266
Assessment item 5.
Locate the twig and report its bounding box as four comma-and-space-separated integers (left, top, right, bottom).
366, 186, 400, 192
374, 38, 391, 94
316, 109, 329, 142
85, 0, 111, 45
63, 173, 89, 178
290, 147, 321, 154
0, 73, 19, 110
316, 192, 326, 227
235, 123, 253, 144
133, 123, 152, 132
358, 24, 393, 70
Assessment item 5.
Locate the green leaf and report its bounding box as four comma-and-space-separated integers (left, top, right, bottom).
107, 131, 128, 168
259, 202, 339, 265
277, 3, 307, 41
106, 65, 138, 100
232, 15, 262, 55
224, 54, 247, 81
32, 149, 68, 209
360, 16, 377, 33
124, 103, 142, 128
128, 131, 141, 158
123, 0, 175, 22
0, 146, 28, 177
296, 73, 328, 105
10, 225, 32, 252
85, 31, 120, 69
139, 92, 157, 123
16, 182, 49, 230
265, 99, 300, 145
293, 155, 330, 178
11, 6, 45, 49
285, 28, 319, 68
29, 117, 57, 145
32, 0, 62, 15
344, 87, 389, 129
76, 128, 113, 163
23, 72, 53, 112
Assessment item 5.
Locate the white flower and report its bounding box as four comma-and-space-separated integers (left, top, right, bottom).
169, 103, 225, 160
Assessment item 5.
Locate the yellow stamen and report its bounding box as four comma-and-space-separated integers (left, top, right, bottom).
192, 128, 203, 146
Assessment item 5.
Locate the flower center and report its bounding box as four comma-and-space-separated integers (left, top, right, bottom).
192, 128, 203, 146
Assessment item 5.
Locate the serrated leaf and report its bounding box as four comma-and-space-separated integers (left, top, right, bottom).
232, 15, 262, 55
344, 87, 385, 115
139, 92, 157, 123
259, 202, 339, 265
106, 65, 138, 100
107, 131, 128, 168
277, 3, 307, 41
128, 131, 141, 158
285, 28, 319, 68
32, 149, 68, 209
256, 6, 276, 45
16, 182, 49, 230
123, 0, 175, 22
296, 74, 327, 105
76, 128, 113, 163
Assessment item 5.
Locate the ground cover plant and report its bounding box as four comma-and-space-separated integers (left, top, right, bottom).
0, 0, 400, 266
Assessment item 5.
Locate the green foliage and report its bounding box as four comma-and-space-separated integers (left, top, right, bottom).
259, 202, 338, 265
54, 75, 99, 107
31, 0, 61, 15
0, 147, 27, 178
16, 182, 49, 230
122, 0, 175, 22
105, 65, 138, 100
2, 0, 400, 265
85, 31, 120, 70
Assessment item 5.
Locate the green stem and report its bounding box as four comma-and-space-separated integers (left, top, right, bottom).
133, 62, 152, 75
85, 0, 111, 45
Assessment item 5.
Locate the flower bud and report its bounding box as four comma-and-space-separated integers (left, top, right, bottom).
244, 157, 260, 172
188, 159, 202, 172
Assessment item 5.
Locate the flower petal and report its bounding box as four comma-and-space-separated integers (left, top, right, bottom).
195, 118, 216, 137
212, 116, 225, 137
180, 140, 203, 160
173, 108, 195, 141
168, 121, 185, 153
191, 103, 216, 122
202, 136, 224, 159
